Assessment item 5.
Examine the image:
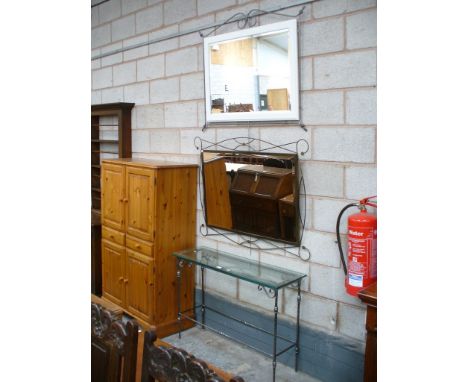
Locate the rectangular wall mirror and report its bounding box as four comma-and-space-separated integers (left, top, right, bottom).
203, 20, 299, 123
201, 150, 300, 245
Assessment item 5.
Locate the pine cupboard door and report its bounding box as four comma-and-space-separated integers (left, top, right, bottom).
101, 163, 126, 231
125, 166, 155, 242
125, 248, 155, 323
101, 240, 126, 307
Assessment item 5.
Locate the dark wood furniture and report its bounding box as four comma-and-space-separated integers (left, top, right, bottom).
358, 282, 377, 382
91, 102, 134, 296
92, 212, 103, 296
211, 98, 224, 113
101, 158, 198, 337
136, 331, 243, 382
92, 293, 123, 318
91, 102, 134, 220
141, 328, 245, 382
229, 165, 294, 239
227, 103, 253, 112
91, 302, 139, 382
202, 157, 233, 230
278, 193, 297, 242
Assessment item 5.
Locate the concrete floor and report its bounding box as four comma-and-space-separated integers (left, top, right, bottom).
164, 327, 322, 382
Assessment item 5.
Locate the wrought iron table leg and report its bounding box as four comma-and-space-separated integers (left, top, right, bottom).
193, 279, 197, 321
201, 266, 206, 329
295, 280, 302, 372
177, 260, 182, 339
272, 291, 278, 382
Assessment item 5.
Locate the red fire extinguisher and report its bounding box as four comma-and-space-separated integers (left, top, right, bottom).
336, 196, 377, 296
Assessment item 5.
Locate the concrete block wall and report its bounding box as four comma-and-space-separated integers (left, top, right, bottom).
92, 0, 377, 345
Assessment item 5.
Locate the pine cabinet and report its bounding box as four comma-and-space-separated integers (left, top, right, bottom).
125, 166, 155, 241
102, 162, 126, 231
101, 158, 198, 337
101, 239, 126, 306
126, 248, 155, 323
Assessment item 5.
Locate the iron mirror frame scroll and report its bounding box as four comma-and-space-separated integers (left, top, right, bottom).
194, 136, 311, 261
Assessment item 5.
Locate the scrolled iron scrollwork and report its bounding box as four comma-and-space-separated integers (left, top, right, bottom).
298, 245, 311, 262
194, 136, 309, 157
258, 285, 277, 299
199, 6, 306, 38
238, 236, 260, 249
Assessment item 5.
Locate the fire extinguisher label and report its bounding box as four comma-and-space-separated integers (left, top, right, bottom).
370, 236, 377, 278
349, 274, 363, 287
348, 225, 376, 287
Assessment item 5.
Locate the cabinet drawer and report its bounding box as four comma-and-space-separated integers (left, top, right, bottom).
126, 236, 153, 257
102, 226, 125, 246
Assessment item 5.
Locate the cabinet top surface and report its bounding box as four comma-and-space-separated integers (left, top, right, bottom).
358, 282, 377, 305
102, 158, 198, 169
173, 247, 306, 290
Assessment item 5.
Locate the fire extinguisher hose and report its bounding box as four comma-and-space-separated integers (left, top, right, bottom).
336, 203, 359, 275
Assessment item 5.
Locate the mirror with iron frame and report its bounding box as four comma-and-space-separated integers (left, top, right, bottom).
201, 150, 300, 245
203, 19, 299, 123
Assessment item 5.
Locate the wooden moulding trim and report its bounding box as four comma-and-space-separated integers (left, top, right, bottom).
91, 102, 135, 111
101, 158, 199, 169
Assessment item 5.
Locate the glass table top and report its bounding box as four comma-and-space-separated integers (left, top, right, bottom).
173, 247, 306, 290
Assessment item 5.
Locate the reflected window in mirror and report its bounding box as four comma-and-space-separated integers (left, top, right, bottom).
204, 20, 299, 123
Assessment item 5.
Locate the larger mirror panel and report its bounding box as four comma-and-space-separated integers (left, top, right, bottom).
204, 20, 299, 123
202, 150, 300, 245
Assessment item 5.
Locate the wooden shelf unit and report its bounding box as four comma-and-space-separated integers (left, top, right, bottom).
91, 102, 134, 296
91, 102, 134, 215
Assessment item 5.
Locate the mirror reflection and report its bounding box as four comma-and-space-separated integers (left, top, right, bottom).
202, 151, 300, 244
209, 30, 290, 113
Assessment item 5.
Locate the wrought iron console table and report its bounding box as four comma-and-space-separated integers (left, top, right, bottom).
173, 247, 306, 382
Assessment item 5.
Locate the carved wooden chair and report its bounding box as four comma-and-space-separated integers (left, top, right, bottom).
141, 328, 245, 382
91, 302, 139, 382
